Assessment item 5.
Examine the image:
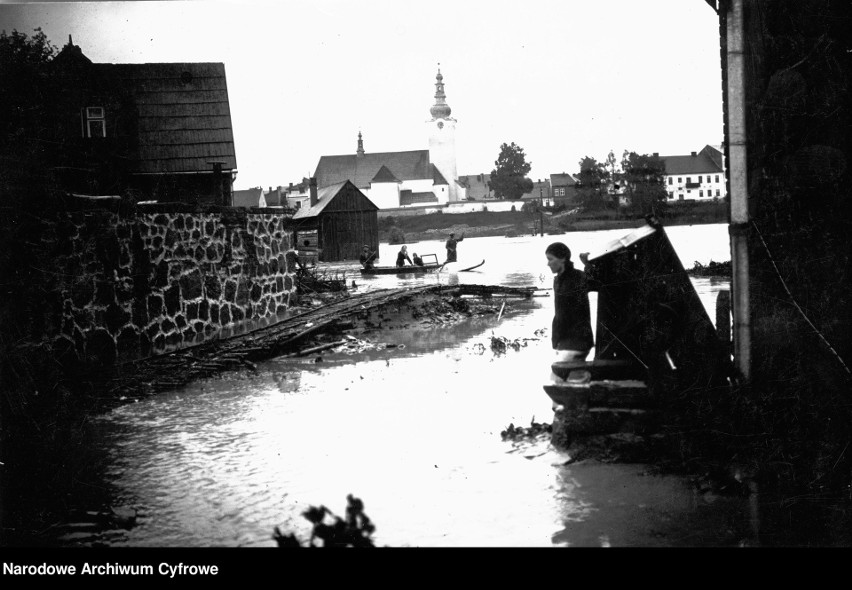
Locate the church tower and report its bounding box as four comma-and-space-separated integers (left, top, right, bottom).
427, 66, 459, 202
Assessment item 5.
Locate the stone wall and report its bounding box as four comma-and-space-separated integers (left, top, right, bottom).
4, 202, 299, 368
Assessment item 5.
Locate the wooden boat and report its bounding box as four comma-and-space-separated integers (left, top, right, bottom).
360, 253, 441, 275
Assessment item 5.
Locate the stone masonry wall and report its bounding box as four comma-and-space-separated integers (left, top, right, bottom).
6, 205, 299, 368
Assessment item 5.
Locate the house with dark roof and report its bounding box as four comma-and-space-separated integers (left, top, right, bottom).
44, 37, 237, 204
313, 69, 462, 210
291, 179, 379, 262
659, 145, 726, 201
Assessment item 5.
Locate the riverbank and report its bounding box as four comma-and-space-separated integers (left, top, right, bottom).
379, 201, 728, 243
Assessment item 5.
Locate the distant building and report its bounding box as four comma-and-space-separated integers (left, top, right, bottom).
313, 68, 462, 210
232, 187, 266, 208
548, 173, 579, 206
45, 37, 237, 204
659, 145, 726, 201
519, 179, 553, 206
457, 173, 494, 200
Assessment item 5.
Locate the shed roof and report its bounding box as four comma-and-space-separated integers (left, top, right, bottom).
292, 180, 379, 220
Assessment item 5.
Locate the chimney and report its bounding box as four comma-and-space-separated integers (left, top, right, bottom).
309, 177, 318, 207
691, 151, 697, 156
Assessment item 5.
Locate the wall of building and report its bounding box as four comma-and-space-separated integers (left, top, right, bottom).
2, 201, 299, 369
665, 172, 726, 201
367, 182, 400, 209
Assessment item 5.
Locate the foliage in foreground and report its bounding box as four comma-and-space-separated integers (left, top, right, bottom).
273, 495, 376, 547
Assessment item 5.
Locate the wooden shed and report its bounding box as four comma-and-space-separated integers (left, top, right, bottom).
292, 179, 379, 262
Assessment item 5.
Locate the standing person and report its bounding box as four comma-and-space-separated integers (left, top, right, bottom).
445, 232, 464, 263
545, 242, 594, 361
396, 245, 413, 267
359, 245, 377, 269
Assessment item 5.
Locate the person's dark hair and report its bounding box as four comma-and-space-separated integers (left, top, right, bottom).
545, 242, 571, 260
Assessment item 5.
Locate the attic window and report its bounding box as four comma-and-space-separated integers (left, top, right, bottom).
82, 106, 106, 138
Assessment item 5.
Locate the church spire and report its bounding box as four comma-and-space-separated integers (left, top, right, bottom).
429, 64, 452, 120
356, 130, 365, 156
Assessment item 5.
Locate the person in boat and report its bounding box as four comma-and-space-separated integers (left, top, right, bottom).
360, 245, 377, 269
412, 252, 424, 266
545, 242, 594, 362
396, 245, 413, 267
445, 232, 464, 263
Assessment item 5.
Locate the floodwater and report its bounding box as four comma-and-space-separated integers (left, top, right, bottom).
68, 223, 755, 547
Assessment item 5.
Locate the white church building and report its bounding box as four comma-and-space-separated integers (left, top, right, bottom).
312, 68, 463, 212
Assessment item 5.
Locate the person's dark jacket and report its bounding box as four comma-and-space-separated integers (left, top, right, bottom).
552, 261, 594, 351
360, 250, 376, 269
396, 250, 412, 267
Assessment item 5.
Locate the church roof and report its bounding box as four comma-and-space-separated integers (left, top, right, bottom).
314, 149, 432, 189
432, 165, 448, 185
371, 165, 401, 184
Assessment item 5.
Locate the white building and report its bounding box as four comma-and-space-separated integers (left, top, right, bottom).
660, 145, 727, 201
312, 68, 463, 211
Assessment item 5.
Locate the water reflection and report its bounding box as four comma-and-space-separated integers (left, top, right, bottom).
76, 224, 743, 547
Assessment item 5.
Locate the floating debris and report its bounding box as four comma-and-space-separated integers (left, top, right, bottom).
501, 418, 552, 441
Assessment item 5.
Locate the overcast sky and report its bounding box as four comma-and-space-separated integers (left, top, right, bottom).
2, 0, 724, 190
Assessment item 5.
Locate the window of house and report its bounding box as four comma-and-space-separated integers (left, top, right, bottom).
678, 177, 682, 183
686, 176, 691, 183
706, 175, 711, 182
668, 191, 673, 199
82, 106, 106, 138
716, 189, 720, 197
699, 190, 704, 197
668, 177, 672, 185
716, 175, 720, 182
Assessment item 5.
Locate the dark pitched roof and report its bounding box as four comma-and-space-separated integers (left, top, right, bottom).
700, 144, 724, 169
371, 165, 401, 184
660, 151, 723, 175
93, 61, 237, 174
550, 173, 576, 187
314, 150, 431, 189
292, 180, 378, 219
431, 165, 448, 185
232, 187, 263, 207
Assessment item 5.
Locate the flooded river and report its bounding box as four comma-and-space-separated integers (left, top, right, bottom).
65, 223, 755, 547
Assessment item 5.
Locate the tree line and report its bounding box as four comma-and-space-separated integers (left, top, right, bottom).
488, 143, 668, 218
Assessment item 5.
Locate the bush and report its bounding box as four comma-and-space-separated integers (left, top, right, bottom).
388, 227, 406, 245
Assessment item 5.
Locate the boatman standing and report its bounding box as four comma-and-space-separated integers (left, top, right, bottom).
360, 245, 377, 269
445, 232, 464, 263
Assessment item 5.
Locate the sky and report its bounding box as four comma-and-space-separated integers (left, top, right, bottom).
1, 0, 725, 190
